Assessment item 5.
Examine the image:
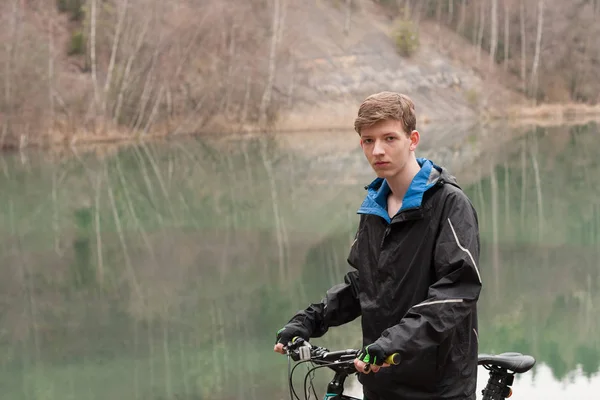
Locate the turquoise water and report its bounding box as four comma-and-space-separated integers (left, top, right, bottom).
0, 123, 598, 399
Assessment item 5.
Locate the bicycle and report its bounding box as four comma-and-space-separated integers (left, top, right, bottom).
282, 338, 536, 400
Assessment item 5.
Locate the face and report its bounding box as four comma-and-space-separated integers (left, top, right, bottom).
359, 119, 419, 179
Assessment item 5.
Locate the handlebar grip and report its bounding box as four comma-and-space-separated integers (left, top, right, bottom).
364, 353, 400, 372
385, 353, 400, 365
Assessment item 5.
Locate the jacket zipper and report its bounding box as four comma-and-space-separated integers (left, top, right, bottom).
391, 207, 422, 223
379, 181, 444, 248
381, 206, 424, 248
380, 225, 391, 249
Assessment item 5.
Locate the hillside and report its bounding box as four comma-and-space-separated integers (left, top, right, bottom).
0, 0, 598, 148
272, 1, 526, 131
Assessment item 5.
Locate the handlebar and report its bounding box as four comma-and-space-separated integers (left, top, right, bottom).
284, 338, 400, 373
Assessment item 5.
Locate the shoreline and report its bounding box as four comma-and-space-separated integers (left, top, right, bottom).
495, 103, 600, 128
1, 103, 599, 153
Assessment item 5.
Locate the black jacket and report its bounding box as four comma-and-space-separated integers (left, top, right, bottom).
282, 158, 482, 399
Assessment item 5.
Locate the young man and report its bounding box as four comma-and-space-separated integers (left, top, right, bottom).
274, 92, 482, 400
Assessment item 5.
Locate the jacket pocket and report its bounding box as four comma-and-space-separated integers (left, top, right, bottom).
437, 336, 453, 369
391, 345, 439, 391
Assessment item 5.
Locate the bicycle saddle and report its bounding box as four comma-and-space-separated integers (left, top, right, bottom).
477, 352, 536, 373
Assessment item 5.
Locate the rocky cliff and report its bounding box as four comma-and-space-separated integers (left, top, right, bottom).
271, 1, 523, 131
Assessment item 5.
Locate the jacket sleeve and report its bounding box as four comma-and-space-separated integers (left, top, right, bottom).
375, 190, 482, 360
283, 269, 362, 338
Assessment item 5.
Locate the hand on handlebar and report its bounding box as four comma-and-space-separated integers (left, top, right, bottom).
354, 343, 400, 374
274, 342, 286, 354
354, 358, 386, 373
274, 326, 308, 355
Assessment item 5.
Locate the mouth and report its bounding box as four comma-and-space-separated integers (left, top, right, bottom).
373, 161, 390, 167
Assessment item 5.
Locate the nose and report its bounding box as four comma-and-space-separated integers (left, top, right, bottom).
372, 139, 385, 156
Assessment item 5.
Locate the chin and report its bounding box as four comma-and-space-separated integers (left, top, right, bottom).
372, 169, 393, 179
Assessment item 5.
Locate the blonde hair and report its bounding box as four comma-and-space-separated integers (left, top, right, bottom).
354, 92, 416, 135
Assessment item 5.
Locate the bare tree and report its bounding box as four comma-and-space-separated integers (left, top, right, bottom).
1, 0, 21, 145
490, 0, 498, 67
102, 0, 129, 122
402, 0, 600, 103
520, 0, 527, 91
112, 11, 151, 126
48, 18, 55, 126
259, 0, 283, 127
476, 0, 486, 65
344, 0, 352, 35
436, 0, 443, 23
241, 73, 252, 123
404, 0, 412, 20
4, 0, 600, 145
287, 61, 295, 109
90, 0, 99, 110
458, 0, 467, 33
503, 0, 510, 70
530, 0, 545, 102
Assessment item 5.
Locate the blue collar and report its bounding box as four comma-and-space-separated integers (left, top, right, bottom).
357, 158, 442, 223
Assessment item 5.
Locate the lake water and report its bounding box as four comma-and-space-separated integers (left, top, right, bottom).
0, 122, 599, 399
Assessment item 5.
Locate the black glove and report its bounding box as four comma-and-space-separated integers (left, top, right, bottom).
275, 325, 310, 347
357, 343, 387, 366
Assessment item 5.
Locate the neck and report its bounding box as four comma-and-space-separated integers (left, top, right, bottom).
386, 156, 421, 201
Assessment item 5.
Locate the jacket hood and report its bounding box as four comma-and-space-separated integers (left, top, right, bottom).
357, 158, 459, 223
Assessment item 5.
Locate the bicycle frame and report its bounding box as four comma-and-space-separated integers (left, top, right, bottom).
322, 365, 528, 400
286, 342, 535, 400
324, 394, 357, 400
321, 362, 534, 400
322, 369, 359, 400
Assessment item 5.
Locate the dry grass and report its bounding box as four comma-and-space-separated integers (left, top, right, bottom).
500, 103, 600, 127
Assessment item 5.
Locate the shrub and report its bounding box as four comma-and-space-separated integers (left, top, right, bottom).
465, 88, 479, 106
393, 20, 419, 57
68, 31, 86, 56
56, 0, 69, 12
56, 0, 85, 21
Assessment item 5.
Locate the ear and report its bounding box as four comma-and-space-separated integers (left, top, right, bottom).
409, 130, 420, 151
359, 137, 364, 148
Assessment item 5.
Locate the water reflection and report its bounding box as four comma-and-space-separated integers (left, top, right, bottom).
465, 125, 600, 376
0, 123, 599, 399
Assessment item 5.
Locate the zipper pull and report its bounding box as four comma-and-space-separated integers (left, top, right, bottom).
380, 226, 391, 248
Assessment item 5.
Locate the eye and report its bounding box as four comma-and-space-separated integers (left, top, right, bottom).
362, 138, 374, 144
385, 136, 396, 141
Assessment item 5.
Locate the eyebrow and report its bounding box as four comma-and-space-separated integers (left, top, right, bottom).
362, 132, 400, 137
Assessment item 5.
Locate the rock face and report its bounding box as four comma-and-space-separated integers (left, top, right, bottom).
272, 1, 516, 130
